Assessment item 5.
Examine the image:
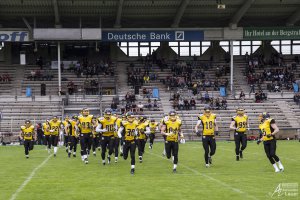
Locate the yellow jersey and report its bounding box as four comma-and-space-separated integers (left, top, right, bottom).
163, 119, 182, 142
232, 115, 248, 133
98, 116, 117, 137
198, 114, 217, 136
121, 120, 139, 141
78, 115, 93, 134
137, 121, 149, 140
49, 120, 61, 136
21, 125, 35, 140
260, 118, 276, 141
149, 122, 159, 134
114, 118, 123, 138
42, 122, 51, 136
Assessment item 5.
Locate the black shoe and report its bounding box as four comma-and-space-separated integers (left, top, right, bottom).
73, 154, 76, 158
120, 153, 123, 157
236, 155, 239, 161
173, 168, 177, 173
130, 168, 135, 175
107, 156, 111, 164
54, 154, 56, 157
65, 148, 68, 153
68, 152, 71, 158
84, 158, 88, 164
139, 157, 143, 163
239, 151, 243, 159
208, 157, 212, 164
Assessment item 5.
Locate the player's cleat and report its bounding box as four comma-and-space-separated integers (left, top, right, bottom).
26, 155, 29, 159
205, 164, 210, 168
102, 160, 106, 165
173, 168, 177, 173
98, 147, 101, 151
208, 157, 212, 164
93, 151, 96, 157
65, 148, 68, 153
115, 157, 118, 163
139, 156, 143, 163
275, 168, 280, 173
107, 156, 111, 164
239, 150, 243, 159
68, 152, 71, 158
54, 154, 56, 157
120, 153, 123, 157
236, 155, 239, 161
73, 152, 76, 157
84, 159, 89, 164
130, 168, 135, 175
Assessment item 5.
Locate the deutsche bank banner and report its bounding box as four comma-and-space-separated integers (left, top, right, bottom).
0, 31, 29, 42
102, 30, 204, 42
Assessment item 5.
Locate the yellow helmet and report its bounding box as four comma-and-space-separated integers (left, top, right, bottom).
236, 108, 245, 116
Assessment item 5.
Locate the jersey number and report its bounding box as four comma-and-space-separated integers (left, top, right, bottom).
106, 124, 114, 132
205, 121, 213, 129
81, 122, 90, 128
238, 122, 246, 128
126, 129, 135, 136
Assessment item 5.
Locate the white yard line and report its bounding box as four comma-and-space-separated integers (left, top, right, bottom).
147, 151, 259, 200
10, 154, 52, 200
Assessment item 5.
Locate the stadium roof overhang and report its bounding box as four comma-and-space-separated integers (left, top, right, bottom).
0, 0, 300, 29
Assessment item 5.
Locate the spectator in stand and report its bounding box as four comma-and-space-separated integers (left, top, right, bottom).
204, 91, 210, 103
146, 98, 152, 110
111, 100, 118, 113
250, 84, 255, 94
67, 81, 75, 95
215, 98, 221, 110
137, 102, 144, 114
221, 98, 227, 110
30, 70, 36, 81
173, 98, 179, 110
178, 98, 184, 110
239, 90, 246, 102
184, 98, 190, 110
153, 99, 159, 111
190, 98, 196, 110
294, 93, 300, 105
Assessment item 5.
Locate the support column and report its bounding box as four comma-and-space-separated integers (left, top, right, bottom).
230, 40, 234, 93
58, 42, 61, 96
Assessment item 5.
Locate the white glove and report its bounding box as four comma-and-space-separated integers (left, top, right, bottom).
50, 130, 54, 133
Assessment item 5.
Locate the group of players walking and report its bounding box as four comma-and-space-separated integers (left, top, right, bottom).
20, 107, 284, 174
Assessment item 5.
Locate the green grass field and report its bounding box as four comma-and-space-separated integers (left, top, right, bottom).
0, 141, 299, 200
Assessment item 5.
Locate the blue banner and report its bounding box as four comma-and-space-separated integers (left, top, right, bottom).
220, 87, 226, 97
152, 88, 160, 99
102, 30, 204, 42
293, 83, 299, 93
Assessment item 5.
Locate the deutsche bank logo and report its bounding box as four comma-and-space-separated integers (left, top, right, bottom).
175, 31, 184, 41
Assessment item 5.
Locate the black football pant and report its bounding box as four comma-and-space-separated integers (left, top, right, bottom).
24, 140, 34, 155
51, 135, 59, 147
44, 135, 51, 149
136, 139, 146, 157
165, 141, 179, 164
149, 133, 155, 146
123, 140, 136, 165
69, 136, 78, 153
202, 136, 216, 164
234, 132, 247, 156
101, 136, 114, 160
264, 139, 280, 164
113, 137, 120, 157
80, 133, 92, 156
92, 134, 101, 152
64, 135, 69, 147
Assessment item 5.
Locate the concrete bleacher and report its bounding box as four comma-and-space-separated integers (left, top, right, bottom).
0, 96, 62, 141
21, 65, 117, 96
0, 65, 17, 95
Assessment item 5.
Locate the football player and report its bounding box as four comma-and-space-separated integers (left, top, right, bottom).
161, 111, 184, 173
49, 116, 62, 157
65, 116, 78, 158
76, 108, 94, 164
148, 119, 159, 149
136, 116, 149, 163
20, 120, 36, 158
195, 107, 218, 168
113, 114, 123, 163
257, 112, 284, 172
230, 108, 249, 161
118, 112, 139, 174
62, 116, 70, 153
42, 119, 51, 153
96, 108, 117, 165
